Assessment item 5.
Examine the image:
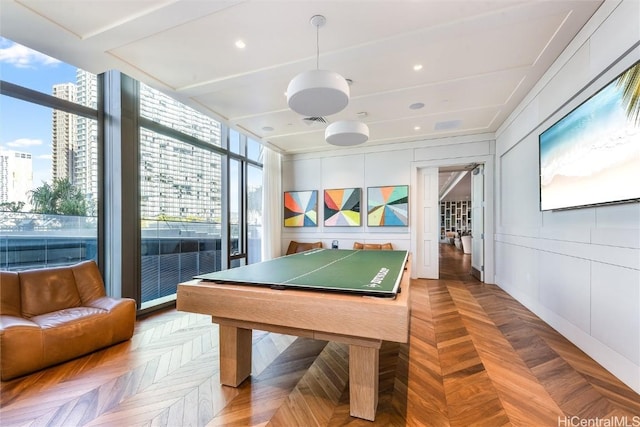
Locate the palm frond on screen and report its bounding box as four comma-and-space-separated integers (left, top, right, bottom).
616, 62, 640, 125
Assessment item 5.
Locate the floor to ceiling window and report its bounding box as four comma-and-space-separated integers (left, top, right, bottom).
226, 131, 263, 269
138, 83, 262, 308
0, 38, 98, 271
1, 38, 264, 311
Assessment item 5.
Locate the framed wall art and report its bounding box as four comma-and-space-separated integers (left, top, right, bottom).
324, 187, 361, 226
284, 190, 318, 227
367, 185, 408, 226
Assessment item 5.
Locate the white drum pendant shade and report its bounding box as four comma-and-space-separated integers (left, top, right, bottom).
325, 120, 369, 146
287, 69, 350, 117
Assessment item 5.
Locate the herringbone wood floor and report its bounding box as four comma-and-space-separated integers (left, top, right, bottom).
1, 244, 639, 426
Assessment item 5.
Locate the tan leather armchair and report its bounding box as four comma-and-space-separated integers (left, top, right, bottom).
353, 242, 393, 250
286, 241, 323, 255
0, 260, 136, 381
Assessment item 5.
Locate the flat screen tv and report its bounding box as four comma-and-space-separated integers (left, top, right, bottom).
539, 61, 640, 211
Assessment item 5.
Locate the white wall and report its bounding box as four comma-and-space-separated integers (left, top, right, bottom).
495, 0, 640, 393
282, 146, 413, 254
281, 135, 494, 260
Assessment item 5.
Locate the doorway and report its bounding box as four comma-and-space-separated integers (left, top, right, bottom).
410, 155, 494, 284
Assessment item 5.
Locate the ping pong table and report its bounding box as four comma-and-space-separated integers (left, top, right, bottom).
176, 248, 411, 421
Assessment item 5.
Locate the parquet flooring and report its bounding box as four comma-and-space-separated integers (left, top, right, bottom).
1, 244, 639, 426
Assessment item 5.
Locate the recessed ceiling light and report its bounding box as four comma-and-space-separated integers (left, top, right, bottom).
262, 126, 274, 132
409, 102, 424, 110
235, 39, 246, 49
414, 126, 421, 131
413, 64, 423, 71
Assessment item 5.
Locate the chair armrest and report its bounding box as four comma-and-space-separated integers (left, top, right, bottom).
0, 315, 44, 381
88, 297, 136, 342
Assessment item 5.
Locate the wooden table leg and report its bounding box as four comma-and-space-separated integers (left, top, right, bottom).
349, 344, 379, 421
219, 324, 252, 387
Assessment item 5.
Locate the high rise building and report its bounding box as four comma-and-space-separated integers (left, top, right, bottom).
0, 149, 33, 209
47, 75, 223, 222
75, 70, 99, 214
138, 84, 222, 222
51, 83, 77, 184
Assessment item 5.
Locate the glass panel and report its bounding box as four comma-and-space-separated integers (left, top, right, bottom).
1, 81, 98, 271
231, 258, 246, 268
139, 83, 221, 147
0, 214, 97, 270
247, 164, 262, 264
139, 128, 222, 306
0, 37, 97, 111
247, 138, 263, 163
229, 159, 242, 257
229, 128, 241, 154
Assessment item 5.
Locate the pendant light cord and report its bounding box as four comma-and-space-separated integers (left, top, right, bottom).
316, 23, 320, 70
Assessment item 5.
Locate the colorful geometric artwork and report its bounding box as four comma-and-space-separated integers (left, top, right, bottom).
284, 190, 318, 227
367, 185, 409, 226
324, 188, 361, 226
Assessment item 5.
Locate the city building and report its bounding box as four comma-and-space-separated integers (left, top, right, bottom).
0, 149, 32, 208
75, 69, 99, 213
48, 73, 225, 221
51, 82, 77, 184
139, 84, 222, 222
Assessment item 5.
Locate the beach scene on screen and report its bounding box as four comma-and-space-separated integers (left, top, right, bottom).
539, 66, 640, 210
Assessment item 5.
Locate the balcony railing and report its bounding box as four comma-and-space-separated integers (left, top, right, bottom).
0, 213, 261, 304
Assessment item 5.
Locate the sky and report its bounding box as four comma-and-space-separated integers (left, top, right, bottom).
0, 37, 79, 191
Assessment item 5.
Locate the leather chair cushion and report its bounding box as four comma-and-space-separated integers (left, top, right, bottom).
286, 241, 323, 255
32, 308, 114, 367
19, 267, 82, 318
363, 243, 382, 250
30, 306, 106, 329
353, 242, 394, 250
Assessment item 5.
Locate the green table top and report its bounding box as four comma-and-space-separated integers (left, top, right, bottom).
195, 248, 409, 297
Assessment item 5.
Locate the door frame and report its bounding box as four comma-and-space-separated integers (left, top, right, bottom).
410, 154, 495, 284
471, 164, 485, 281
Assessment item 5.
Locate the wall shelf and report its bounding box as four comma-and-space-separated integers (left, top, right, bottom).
440, 200, 471, 239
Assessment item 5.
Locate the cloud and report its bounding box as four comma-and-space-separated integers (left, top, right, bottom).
38, 154, 52, 160
6, 138, 43, 148
0, 38, 60, 68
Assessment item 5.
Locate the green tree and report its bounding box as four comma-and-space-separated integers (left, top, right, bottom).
29, 182, 56, 214
29, 178, 87, 216
616, 62, 640, 125
0, 201, 25, 212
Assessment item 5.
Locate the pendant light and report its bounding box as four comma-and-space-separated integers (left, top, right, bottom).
287, 15, 350, 117
325, 120, 369, 146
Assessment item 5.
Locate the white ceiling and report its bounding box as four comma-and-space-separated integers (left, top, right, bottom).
439, 166, 473, 202
1, 0, 603, 157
